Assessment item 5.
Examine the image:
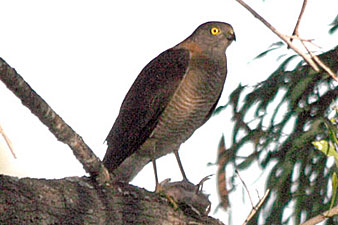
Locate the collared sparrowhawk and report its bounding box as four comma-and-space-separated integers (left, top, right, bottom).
103, 21, 235, 187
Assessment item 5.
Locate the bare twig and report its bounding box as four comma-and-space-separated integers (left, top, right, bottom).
285, 35, 322, 49
235, 169, 254, 208
285, 35, 314, 43
0, 57, 110, 184
290, 0, 308, 42
301, 41, 338, 81
242, 189, 270, 225
235, 169, 271, 224
235, 0, 338, 81
311, 53, 338, 80
235, 0, 320, 72
0, 124, 16, 158
299, 204, 338, 225
288, 0, 338, 81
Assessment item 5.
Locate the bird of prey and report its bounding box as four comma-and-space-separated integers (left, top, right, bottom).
103, 21, 235, 190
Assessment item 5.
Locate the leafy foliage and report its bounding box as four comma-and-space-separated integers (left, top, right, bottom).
218, 46, 338, 224
254, 42, 285, 60
313, 117, 338, 211
329, 15, 338, 34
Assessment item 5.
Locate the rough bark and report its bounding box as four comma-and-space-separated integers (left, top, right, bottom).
0, 175, 223, 225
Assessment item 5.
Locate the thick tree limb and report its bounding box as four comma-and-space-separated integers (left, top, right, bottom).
0, 58, 110, 184
0, 174, 223, 225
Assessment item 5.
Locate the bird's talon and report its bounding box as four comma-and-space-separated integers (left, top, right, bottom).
155, 178, 171, 193
155, 184, 163, 193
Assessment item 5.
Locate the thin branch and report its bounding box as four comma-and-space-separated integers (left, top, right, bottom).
290, 0, 308, 42
285, 35, 314, 43
285, 35, 322, 49
235, 169, 271, 224
299, 204, 338, 225
289, 0, 338, 81
235, 169, 254, 208
235, 0, 320, 72
242, 189, 270, 225
0, 57, 110, 184
301, 41, 338, 81
0, 124, 16, 158
235, 0, 338, 81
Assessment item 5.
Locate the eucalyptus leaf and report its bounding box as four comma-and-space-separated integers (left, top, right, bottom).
329, 172, 337, 210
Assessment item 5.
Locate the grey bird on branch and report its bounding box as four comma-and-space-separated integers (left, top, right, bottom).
103, 21, 235, 191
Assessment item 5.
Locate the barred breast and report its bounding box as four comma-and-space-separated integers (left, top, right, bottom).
149, 54, 227, 148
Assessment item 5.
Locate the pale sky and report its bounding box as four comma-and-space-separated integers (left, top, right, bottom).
1, 0, 337, 224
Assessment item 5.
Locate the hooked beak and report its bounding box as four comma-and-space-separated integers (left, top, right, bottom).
226, 31, 236, 41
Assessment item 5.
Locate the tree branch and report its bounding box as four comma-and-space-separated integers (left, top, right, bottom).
0, 123, 16, 158
299, 204, 338, 225
234, 0, 319, 72
0, 58, 110, 184
290, 0, 308, 41
300, 40, 338, 80
0, 174, 223, 225
242, 189, 270, 225
235, 0, 338, 81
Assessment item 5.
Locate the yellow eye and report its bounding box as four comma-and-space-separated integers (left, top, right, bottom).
210, 27, 220, 35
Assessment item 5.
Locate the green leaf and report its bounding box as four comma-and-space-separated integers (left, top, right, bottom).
329, 24, 338, 34
329, 172, 337, 210
253, 41, 284, 59
329, 15, 338, 34
313, 140, 338, 168
312, 140, 329, 154
324, 120, 338, 143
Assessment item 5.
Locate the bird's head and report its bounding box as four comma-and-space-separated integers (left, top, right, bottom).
189, 21, 235, 54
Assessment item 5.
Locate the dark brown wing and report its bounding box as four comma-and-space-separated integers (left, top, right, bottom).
103, 48, 190, 172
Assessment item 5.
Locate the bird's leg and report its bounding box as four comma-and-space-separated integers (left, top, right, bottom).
174, 150, 189, 181
151, 143, 162, 192
152, 158, 161, 192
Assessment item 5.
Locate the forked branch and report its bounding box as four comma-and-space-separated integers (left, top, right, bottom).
235, 0, 337, 81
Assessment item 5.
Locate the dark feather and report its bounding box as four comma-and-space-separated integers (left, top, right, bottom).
103, 48, 190, 172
